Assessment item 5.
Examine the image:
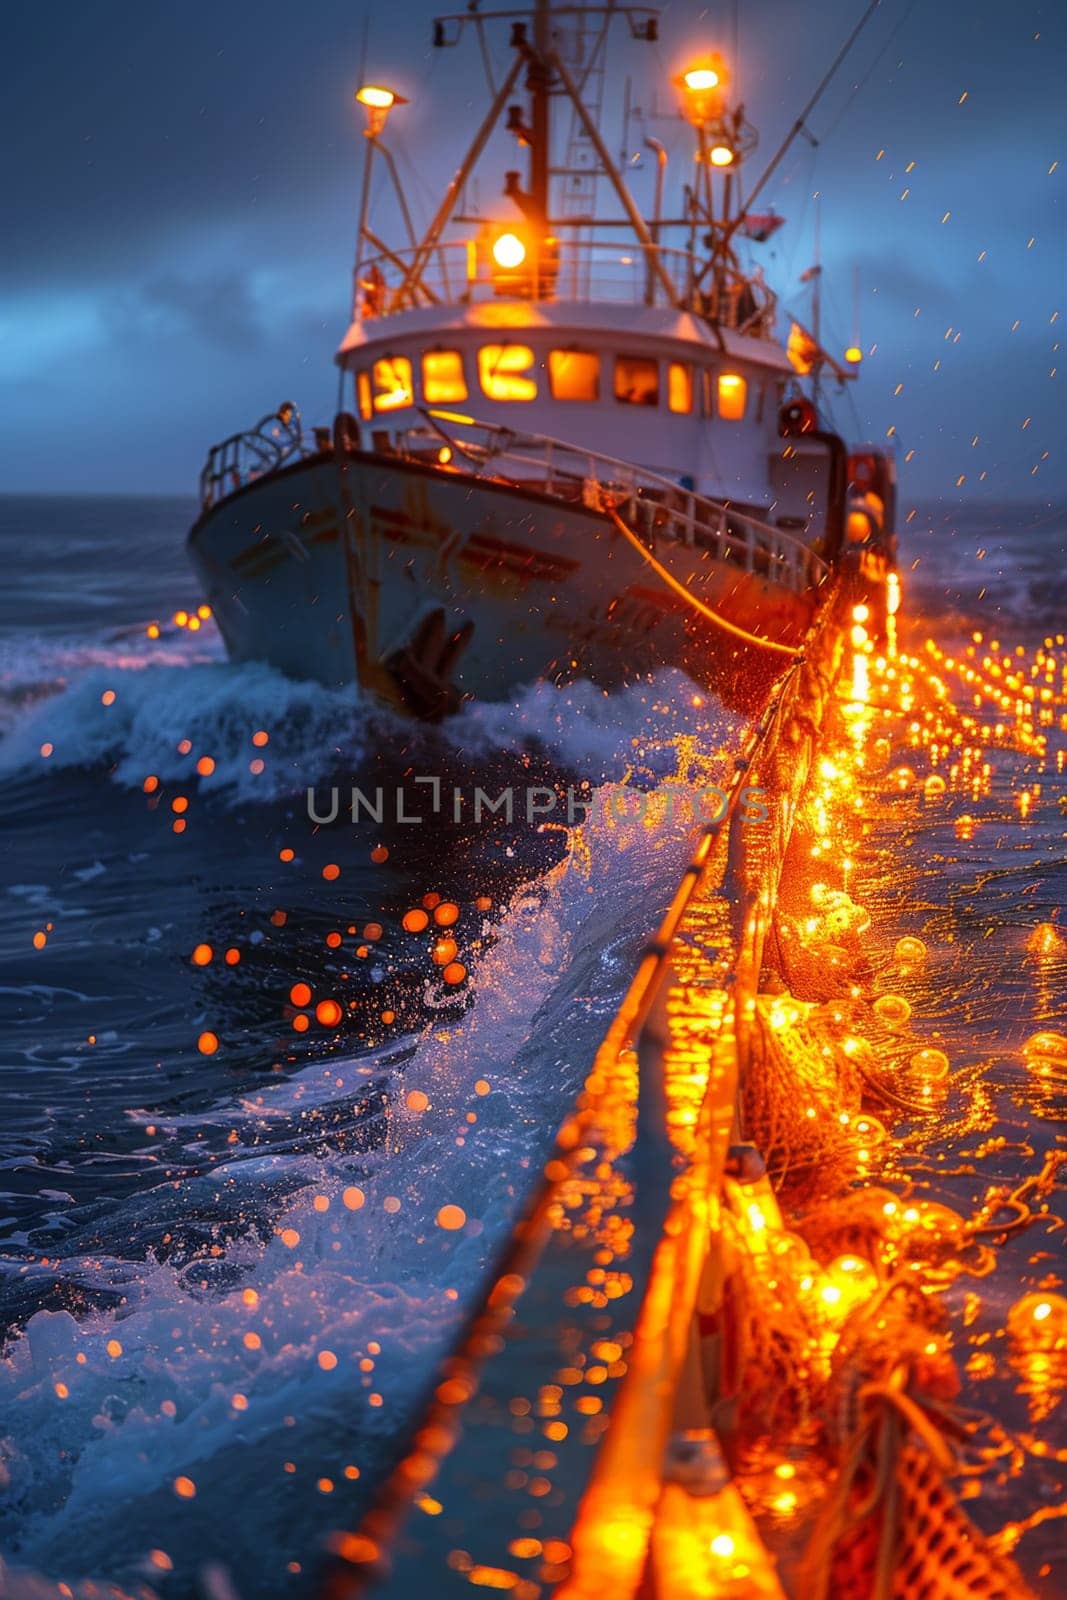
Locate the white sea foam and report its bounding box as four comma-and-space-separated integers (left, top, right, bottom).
0, 642, 738, 807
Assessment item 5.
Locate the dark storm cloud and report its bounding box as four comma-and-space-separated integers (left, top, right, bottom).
109, 272, 268, 352
1, 0, 1064, 494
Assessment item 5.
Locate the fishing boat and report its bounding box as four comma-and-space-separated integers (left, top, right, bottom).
187, 0, 897, 718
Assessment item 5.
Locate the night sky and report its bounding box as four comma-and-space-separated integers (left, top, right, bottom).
3, 0, 1063, 502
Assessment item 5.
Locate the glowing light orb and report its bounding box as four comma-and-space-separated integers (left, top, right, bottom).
492, 232, 527, 270
909, 1047, 950, 1080
1022, 1029, 1067, 1081
894, 935, 927, 963
1007, 1292, 1067, 1349
873, 993, 911, 1028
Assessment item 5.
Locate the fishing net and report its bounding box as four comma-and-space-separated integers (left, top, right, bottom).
799, 1371, 1038, 1600
739, 995, 874, 1203
700, 1201, 825, 1442
787, 1284, 1037, 1600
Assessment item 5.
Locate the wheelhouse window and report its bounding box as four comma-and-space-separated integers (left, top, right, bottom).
371, 356, 414, 412
478, 343, 537, 401
717, 371, 748, 421
356, 371, 372, 421
548, 348, 600, 402
614, 355, 659, 407
422, 349, 468, 404
667, 361, 693, 414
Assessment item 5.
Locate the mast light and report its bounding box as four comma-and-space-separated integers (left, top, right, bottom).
845, 345, 864, 364
683, 67, 720, 92
709, 143, 735, 167
676, 55, 728, 124
492, 232, 527, 270
355, 84, 407, 134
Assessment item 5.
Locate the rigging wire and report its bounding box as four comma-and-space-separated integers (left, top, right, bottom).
734, 0, 886, 229
819, 0, 921, 145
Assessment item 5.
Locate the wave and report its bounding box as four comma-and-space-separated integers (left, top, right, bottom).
0, 627, 739, 802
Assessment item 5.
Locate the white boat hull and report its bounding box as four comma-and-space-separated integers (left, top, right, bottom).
188, 449, 824, 717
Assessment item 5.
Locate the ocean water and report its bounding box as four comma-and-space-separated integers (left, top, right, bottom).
0, 494, 1063, 1597
0, 495, 747, 1597
901, 498, 1067, 640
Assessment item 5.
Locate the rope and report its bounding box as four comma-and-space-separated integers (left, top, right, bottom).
603, 500, 807, 657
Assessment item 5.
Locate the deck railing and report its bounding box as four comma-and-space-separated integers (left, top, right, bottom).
353, 237, 777, 335
393, 411, 831, 597
197, 405, 830, 600
199, 404, 313, 510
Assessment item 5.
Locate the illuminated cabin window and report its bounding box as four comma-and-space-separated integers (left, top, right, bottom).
614, 355, 659, 407
478, 343, 538, 402
668, 361, 693, 414
356, 372, 372, 422
548, 349, 600, 402
422, 350, 467, 404
372, 356, 414, 412
717, 371, 748, 421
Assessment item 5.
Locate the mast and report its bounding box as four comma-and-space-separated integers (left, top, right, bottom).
529, 0, 551, 231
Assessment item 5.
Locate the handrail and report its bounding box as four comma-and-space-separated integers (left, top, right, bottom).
353, 237, 778, 334
602, 499, 806, 655
396, 410, 831, 598
198, 404, 312, 511
197, 403, 831, 603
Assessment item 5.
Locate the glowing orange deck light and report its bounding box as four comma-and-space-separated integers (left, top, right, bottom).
290, 982, 312, 1007
356, 83, 406, 135
315, 998, 343, 1026
676, 56, 728, 123
198, 1031, 219, 1055
436, 1204, 467, 1230
356, 84, 397, 110
191, 943, 213, 966
402, 908, 430, 933
492, 231, 527, 270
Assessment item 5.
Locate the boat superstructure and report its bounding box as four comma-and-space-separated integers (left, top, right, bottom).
188, 0, 897, 717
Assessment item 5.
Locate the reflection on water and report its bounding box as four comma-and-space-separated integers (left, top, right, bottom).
839, 619, 1067, 1588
